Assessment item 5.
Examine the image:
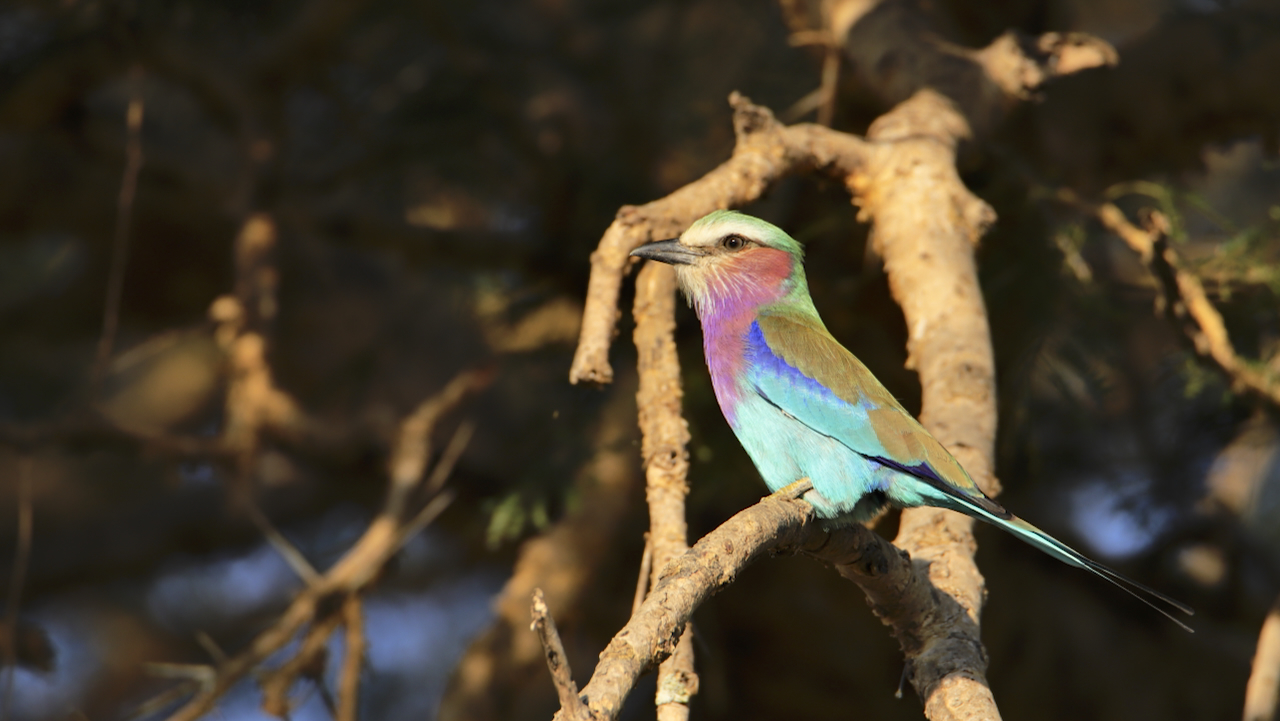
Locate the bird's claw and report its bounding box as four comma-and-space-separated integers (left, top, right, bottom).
770, 478, 813, 500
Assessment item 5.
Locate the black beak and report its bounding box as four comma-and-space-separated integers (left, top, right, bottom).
629, 238, 701, 266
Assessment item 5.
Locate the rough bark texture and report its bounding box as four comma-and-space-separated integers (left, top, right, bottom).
633, 261, 699, 719
860, 89, 1001, 720
553, 486, 818, 721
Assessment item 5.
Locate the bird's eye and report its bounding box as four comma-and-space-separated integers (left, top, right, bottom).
721, 234, 747, 251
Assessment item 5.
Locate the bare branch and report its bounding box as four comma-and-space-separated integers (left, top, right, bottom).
568, 91, 1001, 718
260, 607, 342, 717
245, 499, 321, 585
157, 369, 479, 721
389, 369, 492, 517
532, 589, 589, 721
632, 259, 698, 719
1087, 198, 1280, 407
858, 89, 1001, 721
555, 483, 814, 721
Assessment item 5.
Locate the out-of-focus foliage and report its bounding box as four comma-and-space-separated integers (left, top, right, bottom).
0, 0, 1278, 719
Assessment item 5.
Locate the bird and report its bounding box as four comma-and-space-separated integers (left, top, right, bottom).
630, 209, 1193, 631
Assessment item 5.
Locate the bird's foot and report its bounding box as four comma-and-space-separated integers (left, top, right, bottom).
770, 478, 813, 500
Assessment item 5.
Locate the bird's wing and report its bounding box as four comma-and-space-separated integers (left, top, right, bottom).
749, 312, 989, 502
749, 312, 1195, 628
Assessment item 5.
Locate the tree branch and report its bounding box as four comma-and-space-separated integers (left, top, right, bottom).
857, 89, 1001, 720
532, 589, 590, 721
1085, 198, 1280, 408
156, 369, 483, 721
632, 260, 698, 719
553, 484, 817, 721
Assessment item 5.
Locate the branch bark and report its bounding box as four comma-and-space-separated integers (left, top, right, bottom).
553, 485, 817, 721
858, 89, 1001, 719
554, 481, 996, 721
568, 96, 872, 385
633, 261, 698, 719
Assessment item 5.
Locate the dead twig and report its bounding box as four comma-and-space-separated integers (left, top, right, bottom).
260, 607, 342, 717
245, 499, 321, 585
1245, 594, 1280, 721
532, 589, 589, 721
631, 535, 652, 618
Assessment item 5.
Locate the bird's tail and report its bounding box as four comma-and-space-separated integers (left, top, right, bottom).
919, 483, 1195, 632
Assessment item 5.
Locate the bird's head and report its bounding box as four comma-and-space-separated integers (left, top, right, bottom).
630, 210, 809, 319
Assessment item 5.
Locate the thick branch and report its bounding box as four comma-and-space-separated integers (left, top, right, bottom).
557, 481, 993, 721
858, 89, 1000, 720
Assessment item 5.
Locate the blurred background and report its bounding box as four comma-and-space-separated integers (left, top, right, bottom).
1, 0, 1279, 719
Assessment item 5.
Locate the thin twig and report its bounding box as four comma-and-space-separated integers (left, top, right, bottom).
817, 42, 840, 127
337, 596, 364, 721
194, 631, 227, 666
388, 370, 492, 518
1, 457, 33, 721
1245, 594, 1280, 721
419, 421, 476, 501
93, 66, 146, 393
532, 589, 589, 721
244, 498, 321, 585
631, 535, 653, 618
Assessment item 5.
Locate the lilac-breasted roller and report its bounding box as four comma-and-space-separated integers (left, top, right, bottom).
631, 210, 1192, 629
